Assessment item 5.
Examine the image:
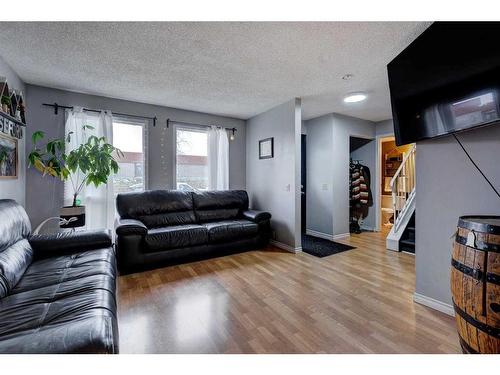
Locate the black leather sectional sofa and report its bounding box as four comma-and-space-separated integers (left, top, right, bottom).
115, 190, 271, 273
0, 199, 118, 354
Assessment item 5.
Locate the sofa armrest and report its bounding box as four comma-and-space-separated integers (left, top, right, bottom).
242, 210, 271, 223
115, 217, 148, 236
29, 229, 112, 258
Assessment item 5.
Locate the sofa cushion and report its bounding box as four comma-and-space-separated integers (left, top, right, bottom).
29, 230, 112, 259
0, 272, 117, 353
11, 248, 116, 295
0, 200, 33, 298
202, 219, 259, 243
116, 190, 196, 228
193, 190, 249, 223
144, 224, 208, 252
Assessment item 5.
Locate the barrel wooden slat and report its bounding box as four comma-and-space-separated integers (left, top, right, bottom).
488, 233, 500, 246
464, 246, 475, 313
473, 250, 486, 321
451, 216, 500, 354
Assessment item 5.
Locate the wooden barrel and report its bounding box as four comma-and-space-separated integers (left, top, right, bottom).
451, 216, 500, 353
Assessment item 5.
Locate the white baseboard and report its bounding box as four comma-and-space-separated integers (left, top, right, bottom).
306, 229, 333, 240
360, 226, 375, 232
270, 240, 302, 253
333, 232, 350, 240
306, 229, 350, 241
413, 292, 454, 316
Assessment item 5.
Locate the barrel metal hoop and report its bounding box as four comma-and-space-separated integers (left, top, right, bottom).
453, 300, 500, 338
459, 216, 500, 235
487, 272, 500, 286
455, 234, 500, 252
459, 336, 478, 354
451, 258, 483, 281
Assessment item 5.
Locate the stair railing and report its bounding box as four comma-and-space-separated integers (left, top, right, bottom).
390, 144, 416, 232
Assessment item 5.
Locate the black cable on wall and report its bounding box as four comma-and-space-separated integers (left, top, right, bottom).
453, 133, 500, 201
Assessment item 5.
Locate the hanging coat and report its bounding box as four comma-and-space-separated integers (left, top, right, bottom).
350, 164, 373, 220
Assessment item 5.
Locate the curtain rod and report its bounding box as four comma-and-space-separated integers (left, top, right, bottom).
166, 118, 237, 133
42, 102, 157, 127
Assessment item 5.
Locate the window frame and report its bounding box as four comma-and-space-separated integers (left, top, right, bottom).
173, 123, 209, 191
112, 115, 149, 193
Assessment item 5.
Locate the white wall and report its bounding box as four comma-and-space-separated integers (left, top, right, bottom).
0, 56, 25, 206
246, 99, 302, 250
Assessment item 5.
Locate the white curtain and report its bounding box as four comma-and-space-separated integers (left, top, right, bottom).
208, 126, 229, 190
64, 107, 115, 230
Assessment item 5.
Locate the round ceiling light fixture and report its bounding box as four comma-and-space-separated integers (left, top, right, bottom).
343, 92, 367, 103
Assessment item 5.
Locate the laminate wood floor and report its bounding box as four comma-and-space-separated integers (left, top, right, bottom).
117, 230, 460, 353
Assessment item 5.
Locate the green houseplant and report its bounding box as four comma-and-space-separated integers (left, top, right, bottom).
28, 125, 123, 226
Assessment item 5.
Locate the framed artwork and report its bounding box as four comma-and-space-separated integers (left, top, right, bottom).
259, 137, 274, 159
0, 133, 17, 179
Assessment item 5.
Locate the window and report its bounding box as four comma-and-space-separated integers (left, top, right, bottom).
175, 126, 208, 191
112, 118, 147, 194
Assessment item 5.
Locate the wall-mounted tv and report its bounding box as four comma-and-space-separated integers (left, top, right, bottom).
388, 22, 500, 146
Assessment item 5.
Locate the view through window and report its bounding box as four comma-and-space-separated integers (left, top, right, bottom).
112, 120, 146, 194
175, 127, 208, 191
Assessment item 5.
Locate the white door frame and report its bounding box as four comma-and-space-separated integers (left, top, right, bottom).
375, 133, 396, 232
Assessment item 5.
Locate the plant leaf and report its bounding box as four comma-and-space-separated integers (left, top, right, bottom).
32, 130, 45, 144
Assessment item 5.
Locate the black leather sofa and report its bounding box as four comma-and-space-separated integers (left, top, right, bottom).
0, 199, 118, 354
115, 190, 271, 273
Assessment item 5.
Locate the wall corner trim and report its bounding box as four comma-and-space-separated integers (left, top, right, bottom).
413, 292, 455, 316
270, 240, 302, 253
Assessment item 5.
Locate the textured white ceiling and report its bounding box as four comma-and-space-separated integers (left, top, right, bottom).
0, 22, 430, 121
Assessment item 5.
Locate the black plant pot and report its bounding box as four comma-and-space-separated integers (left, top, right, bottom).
60, 205, 86, 228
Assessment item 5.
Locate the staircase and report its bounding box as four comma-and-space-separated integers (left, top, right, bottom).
399, 212, 415, 254
386, 144, 416, 252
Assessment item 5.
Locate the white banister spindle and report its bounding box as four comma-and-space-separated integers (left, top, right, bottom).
390, 144, 416, 232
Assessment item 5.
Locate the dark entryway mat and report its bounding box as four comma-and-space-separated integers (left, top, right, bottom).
302, 234, 356, 258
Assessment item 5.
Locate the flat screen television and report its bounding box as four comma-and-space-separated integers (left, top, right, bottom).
388, 22, 500, 146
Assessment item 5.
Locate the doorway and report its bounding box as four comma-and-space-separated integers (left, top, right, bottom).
377, 136, 414, 233
349, 136, 375, 233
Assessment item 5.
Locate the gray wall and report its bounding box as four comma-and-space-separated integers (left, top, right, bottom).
305, 115, 334, 235
305, 113, 376, 237
415, 124, 500, 306
25, 84, 246, 228
350, 139, 376, 231
0, 56, 25, 206
375, 119, 394, 136
331, 114, 375, 235
246, 99, 302, 249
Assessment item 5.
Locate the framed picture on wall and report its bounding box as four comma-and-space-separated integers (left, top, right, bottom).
259, 137, 274, 159
0, 133, 18, 179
